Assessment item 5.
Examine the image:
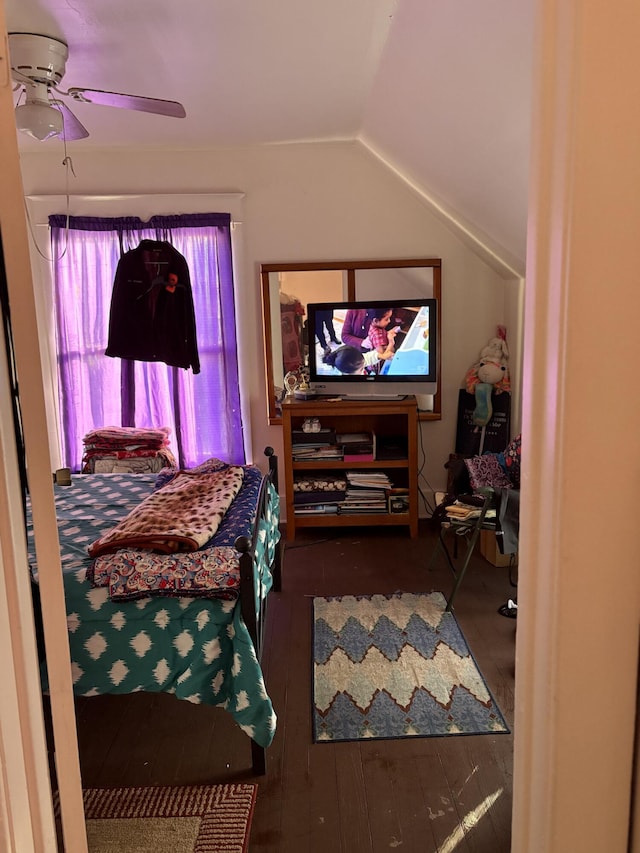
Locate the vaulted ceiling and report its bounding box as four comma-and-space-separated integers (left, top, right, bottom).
5, 0, 535, 271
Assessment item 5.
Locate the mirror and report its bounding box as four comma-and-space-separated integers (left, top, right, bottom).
260, 259, 442, 424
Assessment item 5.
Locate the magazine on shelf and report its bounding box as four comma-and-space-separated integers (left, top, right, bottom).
292, 446, 343, 460
336, 432, 373, 445
346, 471, 393, 489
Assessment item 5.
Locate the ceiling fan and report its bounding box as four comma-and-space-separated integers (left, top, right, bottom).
9, 32, 187, 141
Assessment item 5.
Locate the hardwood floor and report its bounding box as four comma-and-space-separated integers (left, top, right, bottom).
72, 521, 516, 852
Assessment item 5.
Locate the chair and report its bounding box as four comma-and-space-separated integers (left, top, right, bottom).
430, 437, 521, 611
428, 487, 502, 611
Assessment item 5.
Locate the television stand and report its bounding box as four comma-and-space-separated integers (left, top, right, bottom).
281, 396, 418, 540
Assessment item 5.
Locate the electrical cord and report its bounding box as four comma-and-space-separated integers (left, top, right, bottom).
22, 125, 74, 262
417, 419, 437, 516
283, 534, 341, 550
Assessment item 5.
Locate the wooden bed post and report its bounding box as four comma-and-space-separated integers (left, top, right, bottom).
264, 446, 282, 592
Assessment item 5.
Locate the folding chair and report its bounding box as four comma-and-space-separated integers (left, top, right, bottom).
428, 487, 501, 612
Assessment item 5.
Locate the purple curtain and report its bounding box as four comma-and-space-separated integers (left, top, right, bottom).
49, 213, 245, 471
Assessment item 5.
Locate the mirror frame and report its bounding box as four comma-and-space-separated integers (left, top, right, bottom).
260, 258, 442, 425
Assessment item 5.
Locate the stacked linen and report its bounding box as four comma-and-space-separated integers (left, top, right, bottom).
81, 426, 177, 474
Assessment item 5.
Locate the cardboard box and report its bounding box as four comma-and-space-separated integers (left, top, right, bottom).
480, 530, 517, 567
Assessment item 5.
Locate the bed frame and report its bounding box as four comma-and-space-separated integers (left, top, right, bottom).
236, 446, 281, 773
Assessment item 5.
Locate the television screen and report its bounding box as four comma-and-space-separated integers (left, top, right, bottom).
307, 298, 438, 400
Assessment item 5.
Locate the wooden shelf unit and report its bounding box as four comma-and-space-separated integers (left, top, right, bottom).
281, 396, 419, 540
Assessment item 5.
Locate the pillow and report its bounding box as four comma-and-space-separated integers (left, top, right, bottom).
464, 453, 513, 491
498, 434, 522, 488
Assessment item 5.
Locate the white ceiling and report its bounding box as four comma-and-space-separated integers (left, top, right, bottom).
5, 0, 535, 269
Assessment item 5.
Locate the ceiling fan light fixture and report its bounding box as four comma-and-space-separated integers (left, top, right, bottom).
15, 101, 63, 141
9, 32, 186, 142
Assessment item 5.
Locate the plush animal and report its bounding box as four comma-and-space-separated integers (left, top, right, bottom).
464, 326, 511, 427
479, 334, 509, 364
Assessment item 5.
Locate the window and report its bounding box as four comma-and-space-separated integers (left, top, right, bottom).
49, 213, 244, 471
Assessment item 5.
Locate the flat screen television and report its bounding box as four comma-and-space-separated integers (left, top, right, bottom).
306, 298, 438, 400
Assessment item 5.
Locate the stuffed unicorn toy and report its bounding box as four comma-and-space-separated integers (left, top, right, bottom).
464, 326, 510, 427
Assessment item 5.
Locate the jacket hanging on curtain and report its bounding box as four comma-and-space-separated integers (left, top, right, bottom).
105, 239, 200, 373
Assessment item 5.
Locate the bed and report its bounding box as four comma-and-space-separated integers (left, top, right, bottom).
28, 447, 281, 775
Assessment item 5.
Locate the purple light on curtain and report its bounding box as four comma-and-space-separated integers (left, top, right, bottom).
49, 213, 244, 471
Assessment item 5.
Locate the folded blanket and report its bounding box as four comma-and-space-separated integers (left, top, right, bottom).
87, 466, 245, 557
83, 425, 171, 449
92, 454, 174, 474
89, 465, 264, 601
91, 544, 241, 601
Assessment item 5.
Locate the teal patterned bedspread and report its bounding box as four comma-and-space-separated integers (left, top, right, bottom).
27, 472, 280, 748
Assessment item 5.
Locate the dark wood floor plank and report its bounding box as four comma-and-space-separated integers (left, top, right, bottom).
360, 748, 406, 852
465, 739, 514, 843
334, 743, 372, 851
414, 749, 474, 853
116, 693, 168, 786
184, 698, 256, 781
441, 738, 506, 853
274, 586, 317, 853
88, 693, 161, 787
74, 694, 130, 786
173, 713, 220, 784
306, 743, 341, 853
249, 589, 291, 851
363, 739, 440, 852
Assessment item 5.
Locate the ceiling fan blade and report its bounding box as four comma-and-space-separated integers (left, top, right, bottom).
67, 87, 186, 118
51, 100, 90, 141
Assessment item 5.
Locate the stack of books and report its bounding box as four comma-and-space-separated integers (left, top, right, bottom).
292, 445, 343, 461
291, 428, 342, 461
345, 471, 393, 489
444, 499, 496, 523
336, 432, 376, 462
339, 470, 393, 514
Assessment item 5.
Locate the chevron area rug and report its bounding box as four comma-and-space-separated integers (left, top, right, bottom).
76, 784, 256, 852
312, 591, 509, 742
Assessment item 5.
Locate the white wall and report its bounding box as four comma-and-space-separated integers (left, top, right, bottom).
18, 140, 514, 505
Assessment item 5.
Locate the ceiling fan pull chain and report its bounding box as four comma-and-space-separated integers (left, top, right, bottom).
62, 156, 76, 177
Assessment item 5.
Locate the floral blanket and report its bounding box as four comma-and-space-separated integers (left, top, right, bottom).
87, 465, 245, 557
92, 544, 241, 601
89, 465, 265, 601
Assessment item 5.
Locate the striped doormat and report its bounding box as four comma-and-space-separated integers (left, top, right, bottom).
72, 784, 257, 852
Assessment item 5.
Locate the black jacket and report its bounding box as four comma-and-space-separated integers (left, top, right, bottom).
105, 240, 200, 373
